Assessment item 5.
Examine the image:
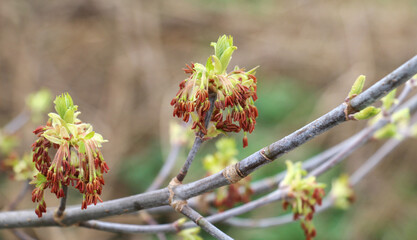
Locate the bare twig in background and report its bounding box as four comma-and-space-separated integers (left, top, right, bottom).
54, 185, 68, 219
7, 181, 31, 212
6, 181, 35, 240
180, 205, 233, 240
3, 110, 30, 135
176, 94, 217, 182
147, 143, 182, 192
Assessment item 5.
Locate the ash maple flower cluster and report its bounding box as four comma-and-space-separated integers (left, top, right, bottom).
203, 138, 253, 211
31, 93, 108, 217
280, 161, 326, 240
171, 35, 258, 147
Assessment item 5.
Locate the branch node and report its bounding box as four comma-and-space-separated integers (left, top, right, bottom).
223, 163, 244, 184
53, 210, 68, 227
344, 100, 359, 121
195, 216, 203, 224
260, 147, 274, 161
168, 177, 188, 212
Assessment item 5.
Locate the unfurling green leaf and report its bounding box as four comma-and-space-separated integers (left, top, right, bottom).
330, 174, 354, 209
348, 75, 366, 98
353, 106, 381, 120
211, 55, 223, 75
374, 124, 397, 139
63, 109, 75, 124
84, 131, 95, 140
381, 89, 397, 110
211, 35, 233, 59
220, 46, 237, 73
392, 108, 410, 125
178, 227, 203, 240
53, 93, 78, 120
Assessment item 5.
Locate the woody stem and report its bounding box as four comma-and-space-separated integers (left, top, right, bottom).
56, 185, 68, 218
176, 93, 217, 182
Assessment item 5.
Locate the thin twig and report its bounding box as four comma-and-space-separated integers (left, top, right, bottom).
181, 205, 233, 240
3, 110, 30, 135
78, 188, 289, 234
147, 143, 182, 191
55, 185, 68, 218
7, 181, 35, 240
176, 94, 216, 182
7, 180, 31, 211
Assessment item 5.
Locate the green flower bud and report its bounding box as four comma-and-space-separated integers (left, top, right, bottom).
381, 89, 397, 110
348, 75, 366, 99
353, 106, 381, 120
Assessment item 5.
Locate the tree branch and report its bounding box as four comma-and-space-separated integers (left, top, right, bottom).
180, 205, 233, 240
176, 93, 217, 182
0, 55, 416, 229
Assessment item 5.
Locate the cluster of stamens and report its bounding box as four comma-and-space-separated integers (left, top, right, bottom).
31, 94, 108, 217
280, 161, 325, 240
171, 63, 258, 147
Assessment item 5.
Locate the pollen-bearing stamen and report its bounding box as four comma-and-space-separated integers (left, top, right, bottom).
171, 35, 259, 147
30, 93, 108, 218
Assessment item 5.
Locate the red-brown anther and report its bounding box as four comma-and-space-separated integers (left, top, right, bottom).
243, 135, 248, 148
252, 93, 258, 101
183, 63, 194, 74
310, 205, 315, 213
33, 126, 45, 135
179, 80, 186, 89
306, 212, 314, 221
93, 179, 100, 190
101, 162, 109, 173
81, 200, 87, 210
57, 188, 64, 198
94, 158, 100, 169
86, 182, 94, 194
248, 74, 257, 83
51, 183, 58, 193
212, 112, 223, 122
311, 229, 316, 237
46, 170, 53, 180
75, 180, 85, 193
182, 112, 189, 122
35, 208, 42, 218
282, 201, 289, 210
293, 213, 300, 220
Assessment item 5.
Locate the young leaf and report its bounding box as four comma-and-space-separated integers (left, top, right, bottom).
373, 124, 397, 139
392, 108, 410, 124
84, 131, 95, 140
353, 106, 381, 120
212, 35, 231, 59
381, 89, 397, 110
348, 75, 366, 98
219, 46, 237, 73
54, 95, 67, 119
63, 109, 75, 123
211, 55, 223, 74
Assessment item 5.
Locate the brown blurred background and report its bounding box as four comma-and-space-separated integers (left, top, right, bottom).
1, 0, 417, 239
